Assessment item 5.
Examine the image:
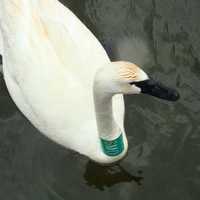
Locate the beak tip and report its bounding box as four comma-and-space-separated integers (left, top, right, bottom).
171, 91, 180, 101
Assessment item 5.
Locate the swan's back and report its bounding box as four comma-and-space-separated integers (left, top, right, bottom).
37, 1, 110, 83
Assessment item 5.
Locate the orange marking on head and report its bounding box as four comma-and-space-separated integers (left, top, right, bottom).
114, 61, 141, 81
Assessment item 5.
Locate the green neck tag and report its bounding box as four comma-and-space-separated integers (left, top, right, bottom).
100, 134, 124, 157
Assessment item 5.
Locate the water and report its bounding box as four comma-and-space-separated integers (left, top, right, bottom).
0, 0, 200, 199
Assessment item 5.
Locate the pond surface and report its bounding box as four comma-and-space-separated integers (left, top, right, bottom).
0, 0, 200, 199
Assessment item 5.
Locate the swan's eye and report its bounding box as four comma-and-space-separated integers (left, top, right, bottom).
129, 80, 151, 93
129, 80, 148, 87
129, 81, 135, 85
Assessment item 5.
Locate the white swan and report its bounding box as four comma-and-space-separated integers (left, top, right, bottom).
0, 0, 179, 164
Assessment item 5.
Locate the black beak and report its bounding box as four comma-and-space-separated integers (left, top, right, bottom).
131, 78, 180, 101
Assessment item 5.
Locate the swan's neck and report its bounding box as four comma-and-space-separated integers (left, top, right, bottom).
93, 84, 124, 157
94, 93, 119, 138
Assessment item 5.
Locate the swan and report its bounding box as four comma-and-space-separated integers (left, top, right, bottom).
0, 0, 179, 164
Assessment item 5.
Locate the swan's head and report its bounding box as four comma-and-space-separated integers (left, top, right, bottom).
94, 61, 180, 101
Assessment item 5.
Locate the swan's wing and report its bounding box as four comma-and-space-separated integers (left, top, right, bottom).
37, 1, 110, 74
113, 94, 125, 133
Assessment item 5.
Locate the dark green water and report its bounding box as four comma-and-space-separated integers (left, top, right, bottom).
0, 0, 200, 199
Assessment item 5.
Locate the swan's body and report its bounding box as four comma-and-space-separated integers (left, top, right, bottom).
0, 0, 128, 164
0, 0, 179, 164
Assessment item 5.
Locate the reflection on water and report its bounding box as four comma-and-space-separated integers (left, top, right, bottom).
84, 161, 143, 190
0, 0, 200, 199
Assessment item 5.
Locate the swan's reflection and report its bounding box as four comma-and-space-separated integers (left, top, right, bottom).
84, 160, 143, 191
